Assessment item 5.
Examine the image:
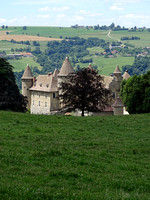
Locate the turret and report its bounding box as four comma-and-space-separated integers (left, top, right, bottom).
113, 65, 122, 98
21, 64, 33, 109
57, 57, 74, 108
112, 97, 124, 115
122, 70, 130, 80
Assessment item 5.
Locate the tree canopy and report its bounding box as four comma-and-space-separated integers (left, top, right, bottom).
0, 58, 27, 112
120, 71, 150, 114
59, 67, 112, 116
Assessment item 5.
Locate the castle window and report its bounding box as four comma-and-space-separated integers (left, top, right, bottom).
45, 102, 47, 107
52, 93, 56, 98
39, 101, 40, 106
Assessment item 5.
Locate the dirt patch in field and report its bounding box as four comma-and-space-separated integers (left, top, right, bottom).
0, 31, 62, 42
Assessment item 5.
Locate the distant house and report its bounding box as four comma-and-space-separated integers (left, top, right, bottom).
111, 50, 117, 54
0, 53, 5, 58
20, 53, 33, 57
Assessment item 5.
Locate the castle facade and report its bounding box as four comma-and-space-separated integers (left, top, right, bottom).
22, 57, 130, 115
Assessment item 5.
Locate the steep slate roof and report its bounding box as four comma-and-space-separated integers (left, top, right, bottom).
30, 70, 59, 92
123, 70, 130, 80
22, 64, 33, 79
58, 57, 74, 76
114, 65, 121, 74
112, 97, 124, 107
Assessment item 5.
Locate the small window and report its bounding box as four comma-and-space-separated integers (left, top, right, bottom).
39, 101, 40, 106
45, 102, 47, 107
40, 83, 42, 87
53, 93, 56, 98
33, 100, 34, 105
39, 95, 40, 98
45, 95, 47, 99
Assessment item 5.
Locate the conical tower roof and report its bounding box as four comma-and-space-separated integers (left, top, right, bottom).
88, 63, 92, 69
114, 64, 121, 74
123, 70, 130, 80
22, 64, 33, 79
58, 57, 74, 77
112, 97, 124, 107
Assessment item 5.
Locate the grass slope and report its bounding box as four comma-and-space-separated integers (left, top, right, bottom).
9, 57, 42, 72
0, 111, 150, 200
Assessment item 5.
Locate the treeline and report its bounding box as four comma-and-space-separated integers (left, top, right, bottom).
14, 37, 108, 89
121, 36, 140, 41
93, 23, 128, 31
120, 71, 150, 114
33, 37, 107, 74
122, 56, 150, 75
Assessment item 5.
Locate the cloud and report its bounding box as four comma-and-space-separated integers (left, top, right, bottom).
73, 15, 84, 21
79, 10, 102, 17
117, 13, 150, 27
110, 5, 124, 10
37, 14, 50, 19
0, 18, 7, 23
38, 6, 70, 12
8, 18, 17, 23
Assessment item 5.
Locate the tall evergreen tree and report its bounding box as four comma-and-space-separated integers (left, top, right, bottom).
59, 67, 112, 116
0, 58, 27, 112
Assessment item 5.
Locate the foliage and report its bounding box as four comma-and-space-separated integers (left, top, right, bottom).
120, 71, 150, 114
59, 68, 112, 116
122, 56, 150, 75
121, 36, 140, 40
0, 111, 150, 200
0, 58, 27, 112
33, 38, 108, 75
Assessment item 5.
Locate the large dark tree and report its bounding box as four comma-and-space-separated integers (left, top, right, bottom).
120, 71, 150, 114
0, 58, 27, 112
59, 67, 112, 116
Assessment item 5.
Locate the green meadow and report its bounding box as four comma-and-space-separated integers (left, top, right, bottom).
9, 57, 42, 72
0, 111, 150, 200
110, 30, 150, 48
1, 27, 150, 74
1, 26, 109, 40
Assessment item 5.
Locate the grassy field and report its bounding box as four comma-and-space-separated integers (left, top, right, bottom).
9, 57, 42, 72
76, 54, 134, 75
1, 26, 110, 40
110, 30, 150, 48
0, 111, 150, 200
1, 27, 150, 75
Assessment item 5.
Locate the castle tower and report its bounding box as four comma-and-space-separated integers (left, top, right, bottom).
112, 97, 124, 115
113, 65, 122, 98
21, 64, 33, 109
122, 70, 130, 80
58, 57, 74, 108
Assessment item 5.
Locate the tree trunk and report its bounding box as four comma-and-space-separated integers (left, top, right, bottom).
81, 108, 84, 117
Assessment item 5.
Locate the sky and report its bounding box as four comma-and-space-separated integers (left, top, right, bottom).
0, 0, 150, 27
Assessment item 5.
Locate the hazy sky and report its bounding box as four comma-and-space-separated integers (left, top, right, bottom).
1, 0, 150, 27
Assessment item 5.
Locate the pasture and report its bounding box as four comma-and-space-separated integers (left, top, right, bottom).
0, 111, 150, 200
0, 27, 150, 74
